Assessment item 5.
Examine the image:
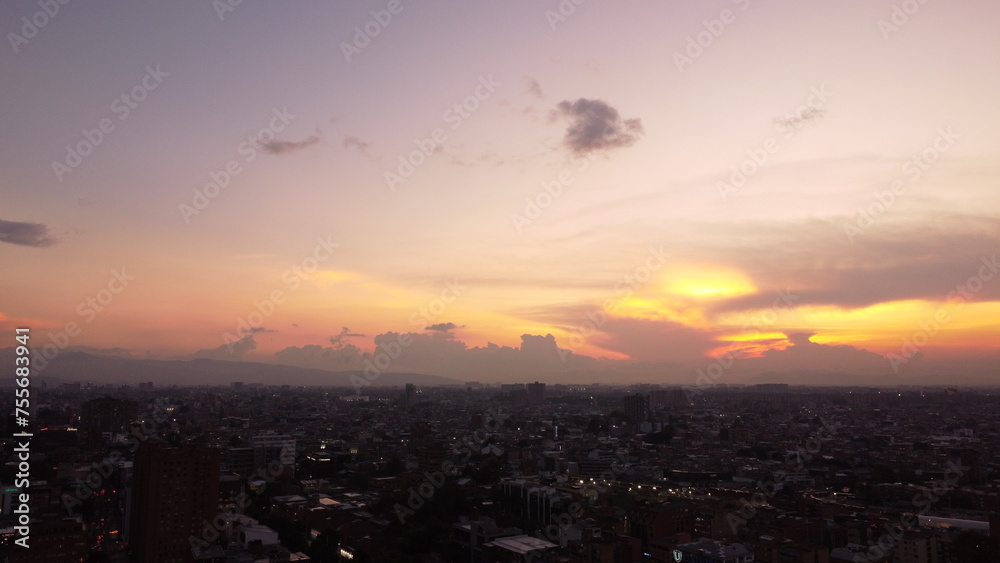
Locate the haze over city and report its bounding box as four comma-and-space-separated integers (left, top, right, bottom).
3, 0, 1000, 386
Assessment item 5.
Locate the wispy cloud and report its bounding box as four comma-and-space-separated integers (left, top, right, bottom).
525, 77, 543, 98
343, 135, 374, 158
329, 326, 365, 348
260, 134, 320, 155
774, 107, 825, 130
425, 322, 465, 333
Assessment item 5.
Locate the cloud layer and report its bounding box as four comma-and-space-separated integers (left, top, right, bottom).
698, 216, 1000, 314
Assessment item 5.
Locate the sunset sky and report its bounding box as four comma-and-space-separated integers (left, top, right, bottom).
3, 0, 999, 385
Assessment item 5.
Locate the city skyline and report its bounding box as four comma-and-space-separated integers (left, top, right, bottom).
3, 1, 1000, 386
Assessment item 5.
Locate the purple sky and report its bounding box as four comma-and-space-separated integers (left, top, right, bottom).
2, 0, 999, 385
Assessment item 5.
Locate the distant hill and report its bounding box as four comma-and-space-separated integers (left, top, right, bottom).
0, 348, 461, 388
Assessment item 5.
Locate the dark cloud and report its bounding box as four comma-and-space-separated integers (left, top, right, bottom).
785, 332, 814, 346
275, 342, 363, 369
589, 317, 721, 364
887, 353, 1000, 385
273, 331, 595, 381
743, 333, 889, 376
273, 327, 366, 368
260, 135, 320, 155
425, 322, 465, 332
551, 98, 643, 155
247, 327, 277, 334
329, 326, 364, 349
187, 335, 257, 361
217, 324, 997, 385
517, 333, 575, 363
0, 219, 57, 247
500, 297, 897, 381
684, 215, 1000, 314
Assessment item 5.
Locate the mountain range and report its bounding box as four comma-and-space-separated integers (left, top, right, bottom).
0, 348, 461, 389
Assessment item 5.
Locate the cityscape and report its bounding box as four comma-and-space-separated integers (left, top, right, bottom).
1, 382, 1000, 562
3, 1, 1000, 562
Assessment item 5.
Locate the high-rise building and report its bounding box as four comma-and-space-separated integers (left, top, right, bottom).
127, 442, 220, 563
250, 434, 296, 479
222, 447, 255, 476
623, 394, 650, 422
527, 381, 546, 405
894, 530, 938, 563
404, 383, 416, 406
